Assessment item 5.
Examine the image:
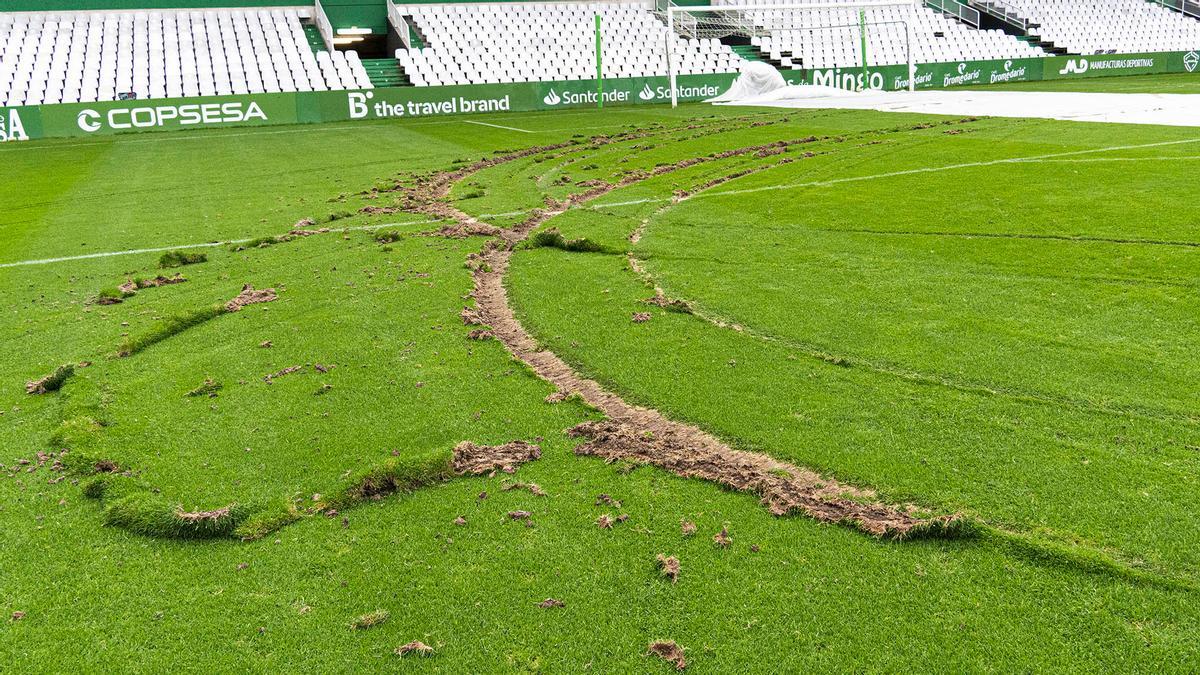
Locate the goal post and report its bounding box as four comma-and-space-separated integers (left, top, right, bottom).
666, 0, 920, 107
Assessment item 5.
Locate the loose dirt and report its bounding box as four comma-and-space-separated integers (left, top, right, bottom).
712, 525, 731, 548
395, 640, 434, 657
452, 441, 541, 475
656, 554, 681, 583
175, 504, 235, 524
119, 274, 187, 294
225, 284, 277, 312
502, 480, 547, 496
404, 129, 956, 539
648, 641, 687, 670
536, 598, 565, 609
264, 365, 303, 383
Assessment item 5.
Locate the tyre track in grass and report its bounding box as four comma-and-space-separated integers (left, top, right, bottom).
412, 128, 959, 539
626, 165, 1200, 427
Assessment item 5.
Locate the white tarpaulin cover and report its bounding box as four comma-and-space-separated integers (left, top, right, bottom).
713, 84, 1200, 127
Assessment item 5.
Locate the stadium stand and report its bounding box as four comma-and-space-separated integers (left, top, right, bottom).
982, 0, 1200, 54
394, 2, 743, 86
0, 8, 371, 107
4, 0, 1200, 108
722, 0, 1045, 69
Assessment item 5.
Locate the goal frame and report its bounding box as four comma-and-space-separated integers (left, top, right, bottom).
666, 0, 920, 107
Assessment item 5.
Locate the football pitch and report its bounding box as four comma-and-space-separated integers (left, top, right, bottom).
3, 74, 1199, 671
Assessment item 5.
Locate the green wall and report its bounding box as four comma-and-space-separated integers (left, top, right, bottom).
321, 0, 387, 33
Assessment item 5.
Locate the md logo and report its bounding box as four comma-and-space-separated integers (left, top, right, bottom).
1059, 58, 1089, 75
1004, 60, 1013, 71
0, 109, 30, 142
542, 89, 563, 106
957, 63, 968, 75
1186, 51, 1199, 73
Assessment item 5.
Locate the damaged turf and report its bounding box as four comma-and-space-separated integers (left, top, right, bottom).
442, 139, 960, 539
648, 641, 687, 670
225, 284, 277, 312
570, 421, 950, 538
395, 640, 434, 657
25, 364, 74, 395
656, 554, 681, 583
452, 440, 541, 475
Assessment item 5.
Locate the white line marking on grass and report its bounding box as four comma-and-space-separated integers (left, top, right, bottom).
0, 241, 225, 269
0, 219, 443, 269
589, 137, 1200, 210
1023, 155, 1200, 163
12, 136, 1193, 268
465, 120, 533, 133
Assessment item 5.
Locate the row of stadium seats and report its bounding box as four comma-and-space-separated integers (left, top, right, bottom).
728, 0, 1046, 69
0, 9, 371, 107
3, 1, 1200, 106
394, 2, 743, 86
998, 0, 1200, 54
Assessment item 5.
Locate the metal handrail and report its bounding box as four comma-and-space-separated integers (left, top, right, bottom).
1151, 0, 1200, 19
313, 0, 336, 51
925, 0, 980, 27
969, 0, 1028, 30
385, 0, 411, 48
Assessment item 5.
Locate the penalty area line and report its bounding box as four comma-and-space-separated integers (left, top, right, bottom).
0, 212, 532, 269
464, 120, 534, 134
587, 136, 1200, 210
0, 219, 454, 269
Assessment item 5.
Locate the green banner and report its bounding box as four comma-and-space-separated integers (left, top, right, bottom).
1042, 52, 1191, 80
2, 51, 1197, 143
802, 56, 1046, 92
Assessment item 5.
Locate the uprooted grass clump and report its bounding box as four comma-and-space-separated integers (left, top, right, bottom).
185, 378, 222, 398
230, 235, 283, 251
158, 250, 208, 269
117, 304, 227, 357
102, 493, 251, 539
334, 449, 456, 507
233, 500, 302, 541
529, 228, 607, 253
95, 287, 134, 305
373, 230, 402, 244
350, 609, 390, 630
25, 364, 75, 395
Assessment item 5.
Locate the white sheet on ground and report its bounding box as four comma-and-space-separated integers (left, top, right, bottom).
706, 62, 788, 102
715, 88, 1200, 127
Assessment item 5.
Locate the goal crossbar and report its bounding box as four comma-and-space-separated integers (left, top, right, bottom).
666, 0, 919, 106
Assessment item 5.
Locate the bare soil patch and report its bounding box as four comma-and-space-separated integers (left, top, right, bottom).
395, 640, 434, 657
225, 284, 277, 312
452, 441, 541, 475
396, 129, 958, 539
656, 554, 680, 583
648, 641, 687, 670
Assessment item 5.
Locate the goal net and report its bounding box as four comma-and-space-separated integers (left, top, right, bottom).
665, 1, 919, 106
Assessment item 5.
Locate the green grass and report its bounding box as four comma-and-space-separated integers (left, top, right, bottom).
2, 100, 1199, 670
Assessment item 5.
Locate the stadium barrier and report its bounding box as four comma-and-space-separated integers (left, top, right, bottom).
1, 50, 1197, 142
796, 50, 1200, 91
